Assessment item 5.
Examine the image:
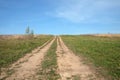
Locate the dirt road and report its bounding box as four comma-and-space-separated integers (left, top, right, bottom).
0, 36, 105, 80
0, 38, 55, 80
56, 37, 104, 80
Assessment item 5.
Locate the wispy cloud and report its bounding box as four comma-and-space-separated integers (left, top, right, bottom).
48, 0, 120, 23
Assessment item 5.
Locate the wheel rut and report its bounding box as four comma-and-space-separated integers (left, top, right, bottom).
56, 36, 104, 80
0, 38, 55, 80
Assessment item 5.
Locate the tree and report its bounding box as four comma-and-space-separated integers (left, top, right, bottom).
30, 30, 34, 35
25, 26, 34, 39
30, 30, 34, 38
26, 26, 30, 34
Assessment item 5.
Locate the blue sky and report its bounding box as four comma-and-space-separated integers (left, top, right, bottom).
0, 0, 120, 35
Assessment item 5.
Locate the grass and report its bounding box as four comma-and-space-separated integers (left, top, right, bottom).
61, 35, 120, 80
38, 39, 60, 80
0, 35, 53, 68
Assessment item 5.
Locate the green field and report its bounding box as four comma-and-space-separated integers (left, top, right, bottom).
38, 39, 60, 80
0, 35, 53, 68
61, 35, 120, 80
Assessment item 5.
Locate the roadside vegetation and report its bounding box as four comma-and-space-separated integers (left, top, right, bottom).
38, 39, 60, 80
0, 35, 53, 68
61, 35, 120, 80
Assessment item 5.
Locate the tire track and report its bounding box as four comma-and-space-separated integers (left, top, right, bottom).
56, 36, 104, 80
0, 37, 55, 80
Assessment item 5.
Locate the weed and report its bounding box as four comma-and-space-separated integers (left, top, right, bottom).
38, 39, 60, 80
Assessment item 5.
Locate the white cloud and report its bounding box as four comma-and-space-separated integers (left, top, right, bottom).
49, 0, 120, 23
